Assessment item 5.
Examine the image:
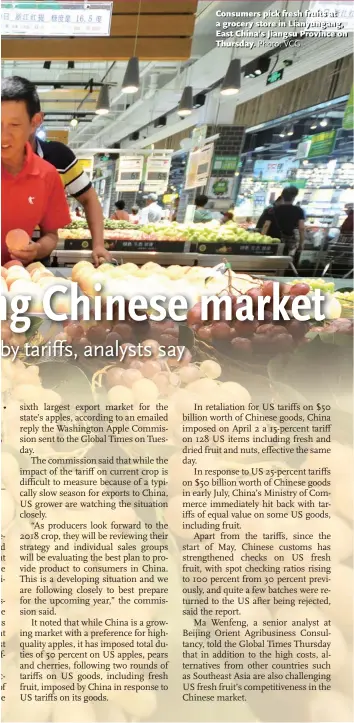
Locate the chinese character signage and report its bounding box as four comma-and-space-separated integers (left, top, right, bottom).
1, 1, 113, 36
253, 157, 299, 181
212, 155, 239, 172
308, 130, 337, 158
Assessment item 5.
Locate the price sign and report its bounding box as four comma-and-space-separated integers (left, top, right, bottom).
116, 156, 144, 191
144, 155, 172, 194
1, 1, 113, 36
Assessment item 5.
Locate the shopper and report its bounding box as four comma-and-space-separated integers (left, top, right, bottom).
111, 200, 130, 221
194, 194, 213, 223
340, 203, 353, 235
1, 76, 110, 266
1, 81, 71, 265
221, 210, 234, 224
139, 193, 162, 224
129, 206, 140, 224
255, 195, 283, 231
262, 186, 305, 254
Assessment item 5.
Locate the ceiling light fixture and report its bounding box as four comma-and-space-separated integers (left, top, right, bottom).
279, 127, 286, 138
70, 117, 78, 128
310, 118, 318, 130
287, 125, 294, 136
43, 61, 51, 70
154, 116, 167, 128
95, 85, 110, 115
193, 92, 206, 109
122, 57, 140, 94
254, 57, 271, 76
221, 58, 241, 95
178, 86, 193, 116
244, 57, 270, 79
122, 0, 142, 93
320, 117, 328, 127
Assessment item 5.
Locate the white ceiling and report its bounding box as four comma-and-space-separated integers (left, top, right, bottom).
1, 0, 352, 150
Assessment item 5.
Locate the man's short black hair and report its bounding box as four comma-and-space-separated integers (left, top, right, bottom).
1, 75, 41, 118
195, 194, 209, 208
282, 185, 298, 202
115, 200, 126, 210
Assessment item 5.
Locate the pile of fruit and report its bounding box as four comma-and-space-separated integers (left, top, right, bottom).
292, 278, 354, 319
140, 220, 278, 245
1, 261, 76, 323
293, 277, 336, 294
1, 260, 56, 299
59, 219, 279, 245
182, 220, 278, 245
71, 259, 257, 302
186, 278, 351, 360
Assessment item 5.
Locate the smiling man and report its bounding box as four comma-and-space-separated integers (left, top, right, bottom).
1, 76, 71, 266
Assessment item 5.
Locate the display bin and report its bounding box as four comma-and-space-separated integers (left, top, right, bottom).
62, 237, 282, 256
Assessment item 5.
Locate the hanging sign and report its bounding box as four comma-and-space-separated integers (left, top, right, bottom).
253, 157, 299, 181
144, 155, 172, 194
212, 155, 239, 172
1, 1, 113, 36
308, 130, 337, 158
207, 176, 235, 199
185, 143, 214, 190
191, 125, 208, 150
116, 155, 144, 191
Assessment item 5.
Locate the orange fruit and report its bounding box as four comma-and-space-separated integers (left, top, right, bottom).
6, 229, 31, 252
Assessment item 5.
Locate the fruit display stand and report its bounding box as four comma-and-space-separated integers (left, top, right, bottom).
56, 220, 290, 274
53, 243, 291, 275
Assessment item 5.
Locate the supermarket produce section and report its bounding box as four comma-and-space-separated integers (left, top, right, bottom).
2, 262, 352, 364
55, 219, 290, 273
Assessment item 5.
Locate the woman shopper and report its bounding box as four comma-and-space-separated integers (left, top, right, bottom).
193, 194, 213, 223
111, 200, 130, 221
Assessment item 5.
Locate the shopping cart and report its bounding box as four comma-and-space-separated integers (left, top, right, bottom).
316, 233, 353, 278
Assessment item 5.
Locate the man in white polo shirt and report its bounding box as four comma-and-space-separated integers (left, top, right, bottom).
139, 193, 162, 224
